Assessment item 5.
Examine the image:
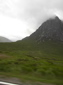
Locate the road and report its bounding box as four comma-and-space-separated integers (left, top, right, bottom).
0, 81, 18, 85
0, 77, 55, 85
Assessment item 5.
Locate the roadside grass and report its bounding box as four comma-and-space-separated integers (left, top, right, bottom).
0, 40, 63, 84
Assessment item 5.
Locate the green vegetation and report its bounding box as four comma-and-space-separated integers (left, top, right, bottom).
0, 40, 63, 85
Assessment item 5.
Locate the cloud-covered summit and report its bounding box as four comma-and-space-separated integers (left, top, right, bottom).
0, 0, 63, 24
0, 0, 63, 40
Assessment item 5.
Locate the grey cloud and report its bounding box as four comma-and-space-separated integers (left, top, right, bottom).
16, 0, 63, 29
0, 0, 63, 36
0, 0, 63, 23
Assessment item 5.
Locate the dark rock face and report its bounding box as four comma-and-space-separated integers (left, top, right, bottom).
30, 16, 63, 42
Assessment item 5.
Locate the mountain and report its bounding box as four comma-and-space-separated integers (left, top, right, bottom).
29, 16, 63, 42
0, 36, 11, 42
0, 17, 63, 85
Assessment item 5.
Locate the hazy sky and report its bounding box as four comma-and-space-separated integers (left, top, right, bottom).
0, 0, 63, 41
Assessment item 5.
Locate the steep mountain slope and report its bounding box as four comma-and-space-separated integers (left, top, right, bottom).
0, 17, 63, 85
29, 16, 63, 42
0, 36, 11, 42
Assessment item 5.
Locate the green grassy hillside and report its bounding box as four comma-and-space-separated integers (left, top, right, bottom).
0, 40, 63, 85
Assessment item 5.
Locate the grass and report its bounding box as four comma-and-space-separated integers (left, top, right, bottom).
0, 40, 63, 84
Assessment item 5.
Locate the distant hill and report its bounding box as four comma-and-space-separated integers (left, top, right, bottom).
29, 16, 63, 42
0, 36, 11, 42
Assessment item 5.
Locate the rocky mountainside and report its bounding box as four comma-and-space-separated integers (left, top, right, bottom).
0, 36, 11, 42
29, 16, 63, 42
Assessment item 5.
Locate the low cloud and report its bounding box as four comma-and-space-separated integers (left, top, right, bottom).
16, 0, 63, 28
0, 0, 63, 40
0, 0, 63, 26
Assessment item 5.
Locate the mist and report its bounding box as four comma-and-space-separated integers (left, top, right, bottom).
0, 0, 63, 40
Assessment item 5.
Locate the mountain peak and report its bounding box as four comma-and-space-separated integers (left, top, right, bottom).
48, 16, 61, 23
29, 16, 63, 42
54, 16, 60, 20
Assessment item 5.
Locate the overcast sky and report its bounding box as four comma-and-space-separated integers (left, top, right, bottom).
0, 0, 63, 41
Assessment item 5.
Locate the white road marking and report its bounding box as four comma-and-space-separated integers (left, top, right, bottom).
0, 81, 18, 85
